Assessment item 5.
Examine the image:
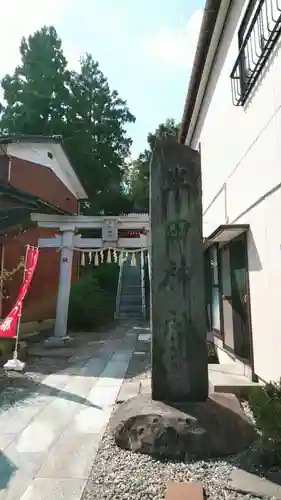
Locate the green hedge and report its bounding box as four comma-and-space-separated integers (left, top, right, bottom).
249, 378, 281, 467
91, 262, 119, 295
68, 263, 119, 331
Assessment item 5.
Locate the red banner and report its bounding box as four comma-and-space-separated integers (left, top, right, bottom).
0, 246, 39, 338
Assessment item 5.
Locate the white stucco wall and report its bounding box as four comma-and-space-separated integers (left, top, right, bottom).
190, 1, 281, 381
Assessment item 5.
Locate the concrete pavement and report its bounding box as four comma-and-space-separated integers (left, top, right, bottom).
0, 323, 140, 500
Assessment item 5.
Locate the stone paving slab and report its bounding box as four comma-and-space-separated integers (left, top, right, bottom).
0, 436, 16, 452
73, 406, 112, 435
227, 469, 281, 499
17, 397, 82, 453
0, 472, 32, 500
78, 357, 109, 378
0, 323, 138, 500
116, 380, 140, 403
37, 429, 100, 480
97, 361, 133, 385
20, 478, 86, 500
138, 332, 151, 342
86, 383, 120, 408
0, 402, 49, 435
62, 375, 99, 400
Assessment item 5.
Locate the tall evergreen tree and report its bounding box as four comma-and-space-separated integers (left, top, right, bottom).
0, 27, 135, 214
65, 54, 135, 210
0, 26, 70, 136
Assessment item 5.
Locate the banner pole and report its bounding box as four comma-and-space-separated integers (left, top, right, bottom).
13, 244, 29, 361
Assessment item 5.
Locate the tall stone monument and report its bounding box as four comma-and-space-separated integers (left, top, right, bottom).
149, 137, 208, 402
111, 137, 256, 460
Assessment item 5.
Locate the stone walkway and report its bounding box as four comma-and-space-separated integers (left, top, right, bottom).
0, 322, 141, 500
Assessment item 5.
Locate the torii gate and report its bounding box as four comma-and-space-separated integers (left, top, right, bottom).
31, 213, 150, 346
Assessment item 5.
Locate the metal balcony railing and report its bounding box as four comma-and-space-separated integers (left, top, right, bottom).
230, 0, 281, 106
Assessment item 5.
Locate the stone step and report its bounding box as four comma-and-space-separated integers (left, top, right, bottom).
119, 303, 142, 310
120, 294, 142, 300
119, 303, 142, 309
122, 279, 141, 286
208, 363, 260, 397
119, 310, 143, 317
118, 313, 144, 319
122, 286, 141, 292
120, 297, 142, 305
121, 289, 142, 295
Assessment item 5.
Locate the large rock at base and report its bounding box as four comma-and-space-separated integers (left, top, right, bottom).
111, 393, 256, 460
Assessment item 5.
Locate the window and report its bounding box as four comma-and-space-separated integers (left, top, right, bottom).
205, 245, 221, 332
230, 0, 281, 106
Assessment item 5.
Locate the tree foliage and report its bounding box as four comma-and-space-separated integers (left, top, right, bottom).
128, 118, 179, 211
0, 26, 135, 214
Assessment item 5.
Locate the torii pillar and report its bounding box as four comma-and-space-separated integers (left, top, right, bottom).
45, 226, 76, 347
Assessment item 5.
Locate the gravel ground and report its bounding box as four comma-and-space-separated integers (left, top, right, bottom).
82, 401, 269, 500
81, 331, 271, 500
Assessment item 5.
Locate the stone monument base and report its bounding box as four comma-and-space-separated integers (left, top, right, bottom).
111, 393, 256, 460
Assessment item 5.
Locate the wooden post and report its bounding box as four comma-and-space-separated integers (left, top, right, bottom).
150, 138, 208, 402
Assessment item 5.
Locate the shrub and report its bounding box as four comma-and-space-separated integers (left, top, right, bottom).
92, 262, 119, 295
249, 379, 281, 467
0, 339, 14, 358
68, 274, 111, 331
207, 342, 219, 363
68, 262, 120, 331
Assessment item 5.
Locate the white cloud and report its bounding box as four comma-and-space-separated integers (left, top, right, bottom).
0, 0, 79, 78
141, 9, 203, 68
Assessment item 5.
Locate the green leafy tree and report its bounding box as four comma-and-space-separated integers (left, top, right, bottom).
129, 118, 179, 211
0, 27, 135, 214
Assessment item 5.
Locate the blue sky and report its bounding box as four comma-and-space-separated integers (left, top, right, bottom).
1, 0, 204, 157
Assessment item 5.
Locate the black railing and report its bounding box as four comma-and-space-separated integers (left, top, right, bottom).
230, 0, 281, 106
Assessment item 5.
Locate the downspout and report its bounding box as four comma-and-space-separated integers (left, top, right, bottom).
7, 156, 11, 182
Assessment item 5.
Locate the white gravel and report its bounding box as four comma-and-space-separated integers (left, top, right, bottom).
82, 401, 267, 500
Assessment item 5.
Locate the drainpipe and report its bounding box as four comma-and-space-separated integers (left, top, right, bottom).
224, 182, 229, 223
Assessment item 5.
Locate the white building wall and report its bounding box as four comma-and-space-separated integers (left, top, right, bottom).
190, 1, 281, 382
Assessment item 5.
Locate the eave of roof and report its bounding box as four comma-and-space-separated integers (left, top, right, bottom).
0, 182, 71, 216
0, 134, 62, 145
0, 134, 88, 200
178, 0, 222, 145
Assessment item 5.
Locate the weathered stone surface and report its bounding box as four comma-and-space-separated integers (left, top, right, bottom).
227, 469, 281, 499
111, 393, 256, 460
150, 138, 208, 402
